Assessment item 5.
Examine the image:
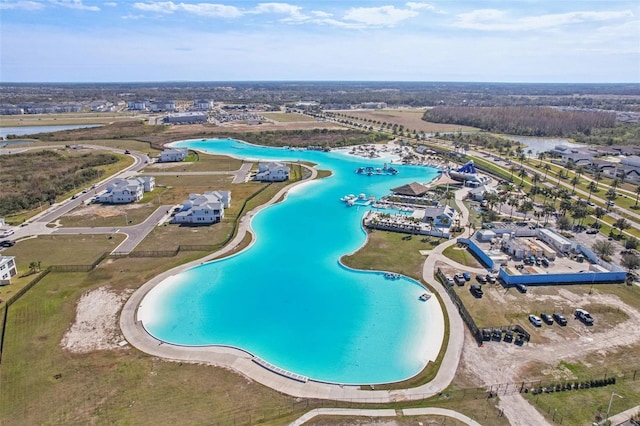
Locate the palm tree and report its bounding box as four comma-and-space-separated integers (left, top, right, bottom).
614, 218, 630, 237
519, 168, 527, 186
509, 165, 516, 182
587, 181, 597, 202
531, 173, 540, 202
520, 200, 534, 220
543, 163, 551, 181
537, 151, 546, 166
635, 184, 640, 208
571, 175, 580, 194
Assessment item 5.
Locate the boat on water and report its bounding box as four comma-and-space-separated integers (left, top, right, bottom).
383, 272, 401, 280
419, 293, 432, 301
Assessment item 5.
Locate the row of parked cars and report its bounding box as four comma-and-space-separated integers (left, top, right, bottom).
529, 309, 594, 327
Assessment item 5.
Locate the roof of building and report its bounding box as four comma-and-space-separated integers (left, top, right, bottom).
391, 182, 430, 196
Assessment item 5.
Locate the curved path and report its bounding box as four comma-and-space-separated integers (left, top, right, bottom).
120, 165, 470, 403
288, 407, 482, 426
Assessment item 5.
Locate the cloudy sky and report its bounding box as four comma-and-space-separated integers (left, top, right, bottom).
1, 0, 638, 82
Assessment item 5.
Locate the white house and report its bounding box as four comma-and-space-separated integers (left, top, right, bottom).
173, 191, 231, 224
255, 162, 290, 182
96, 177, 155, 204
159, 148, 189, 162
0, 255, 17, 285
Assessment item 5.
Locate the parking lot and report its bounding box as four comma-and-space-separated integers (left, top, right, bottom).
437, 260, 635, 344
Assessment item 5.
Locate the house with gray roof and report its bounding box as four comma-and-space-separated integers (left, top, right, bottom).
255, 162, 290, 182
160, 148, 189, 162
96, 177, 155, 204
173, 191, 231, 224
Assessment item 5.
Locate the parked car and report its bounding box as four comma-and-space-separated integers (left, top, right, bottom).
454, 273, 466, 286
540, 313, 554, 325
0, 229, 15, 238
486, 274, 497, 284
0, 240, 15, 247
462, 272, 471, 281
470, 284, 484, 297
445, 275, 455, 286
529, 314, 542, 327
541, 258, 549, 267
553, 312, 568, 326
586, 229, 598, 234
476, 274, 487, 284
575, 308, 594, 325
515, 284, 527, 293
124, 149, 131, 154
606, 200, 615, 206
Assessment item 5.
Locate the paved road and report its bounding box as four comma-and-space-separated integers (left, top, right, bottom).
52, 205, 173, 254
288, 407, 482, 426
140, 161, 253, 184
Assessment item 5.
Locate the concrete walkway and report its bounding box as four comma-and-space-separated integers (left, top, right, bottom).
607, 405, 640, 426
120, 169, 468, 403
288, 407, 482, 426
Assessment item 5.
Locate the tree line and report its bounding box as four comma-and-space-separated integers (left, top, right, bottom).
423, 106, 616, 137
228, 129, 389, 148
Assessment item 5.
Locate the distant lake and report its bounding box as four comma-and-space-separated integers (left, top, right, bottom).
503, 135, 584, 155
0, 124, 102, 139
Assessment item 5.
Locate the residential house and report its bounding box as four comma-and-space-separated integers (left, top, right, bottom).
96, 177, 155, 204
173, 191, 231, 224
255, 162, 290, 182
0, 255, 17, 285
159, 148, 189, 162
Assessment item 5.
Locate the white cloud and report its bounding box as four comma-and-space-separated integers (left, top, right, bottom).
343, 5, 419, 27
456, 8, 635, 31
311, 10, 331, 18
104, 1, 117, 6
406, 2, 434, 11
0, 1, 45, 10
252, 2, 307, 22
50, 0, 100, 11
132, 1, 242, 18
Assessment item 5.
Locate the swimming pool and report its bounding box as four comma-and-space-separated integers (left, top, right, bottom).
138, 138, 445, 384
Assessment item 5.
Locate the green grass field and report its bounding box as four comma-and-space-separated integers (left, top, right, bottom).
262, 112, 316, 122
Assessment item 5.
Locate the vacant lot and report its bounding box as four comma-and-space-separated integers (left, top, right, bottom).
343, 109, 477, 133
141, 151, 244, 173
262, 112, 316, 122
0, 112, 140, 127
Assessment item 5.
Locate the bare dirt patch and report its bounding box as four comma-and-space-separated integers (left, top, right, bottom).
66, 202, 154, 218
61, 286, 133, 353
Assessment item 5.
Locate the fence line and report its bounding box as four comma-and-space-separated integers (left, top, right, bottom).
436, 267, 483, 344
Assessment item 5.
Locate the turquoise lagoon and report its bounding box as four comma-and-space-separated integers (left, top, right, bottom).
138, 139, 445, 384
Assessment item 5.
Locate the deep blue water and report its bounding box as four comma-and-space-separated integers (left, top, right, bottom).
139, 138, 445, 384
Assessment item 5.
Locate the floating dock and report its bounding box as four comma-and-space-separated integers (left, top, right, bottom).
355, 163, 399, 176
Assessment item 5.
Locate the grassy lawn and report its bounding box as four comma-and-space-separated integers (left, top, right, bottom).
524, 382, 640, 426
0, 259, 304, 425
0, 234, 125, 303
262, 112, 316, 122
142, 151, 244, 172
442, 246, 483, 268
341, 229, 444, 282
